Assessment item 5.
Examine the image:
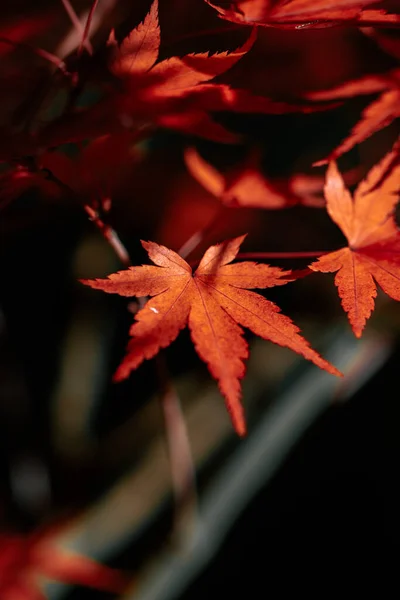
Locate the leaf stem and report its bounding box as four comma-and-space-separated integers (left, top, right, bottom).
76, 184, 198, 545
83, 204, 131, 267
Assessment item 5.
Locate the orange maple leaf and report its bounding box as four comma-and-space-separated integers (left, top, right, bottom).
184, 146, 328, 208
0, 527, 126, 600
310, 143, 400, 337
205, 0, 400, 29
82, 235, 341, 436
306, 69, 400, 163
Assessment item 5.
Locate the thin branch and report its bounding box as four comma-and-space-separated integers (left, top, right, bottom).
40, 167, 130, 267
43, 164, 198, 544
0, 37, 67, 74
84, 204, 131, 267
188, 250, 330, 269
78, 0, 100, 57
60, 0, 93, 54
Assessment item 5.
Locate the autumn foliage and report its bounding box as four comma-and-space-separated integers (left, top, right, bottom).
83, 235, 341, 435
1, 0, 400, 597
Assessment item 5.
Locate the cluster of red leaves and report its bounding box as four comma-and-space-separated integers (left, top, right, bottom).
78, 0, 400, 438
1, 0, 399, 435
82, 142, 400, 435
1, 0, 400, 592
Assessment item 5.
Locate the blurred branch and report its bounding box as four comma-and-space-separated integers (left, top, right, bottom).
60, 0, 93, 55
78, 0, 99, 57
120, 330, 392, 600
156, 357, 198, 547
46, 330, 392, 600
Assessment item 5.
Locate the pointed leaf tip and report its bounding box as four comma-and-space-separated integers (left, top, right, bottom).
88, 236, 343, 435
311, 141, 400, 337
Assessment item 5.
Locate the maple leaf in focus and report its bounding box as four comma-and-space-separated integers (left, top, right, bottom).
205, 0, 400, 29
306, 69, 400, 163
185, 146, 329, 208
82, 236, 341, 436
0, 528, 126, 600
310, 142, 400, 337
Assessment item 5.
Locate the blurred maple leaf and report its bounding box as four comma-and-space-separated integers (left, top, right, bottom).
0, 526, 126, 600
40, 132, 141, 206
306, 68, 400, 163
184, 146, 329, 208
310, 140, 400, 337
205, 0, 400, 29
0, 12, 57, 59
82, 235, 341, 436
0, 133, 141, 212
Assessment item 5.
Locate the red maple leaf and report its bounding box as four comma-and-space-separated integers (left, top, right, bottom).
0, 527, 126, 600
39, 132, 140, 204
82, 235, 341, 436
37, 0, 329, 149
184, 146, 329, 208
306, 68, 400, 163
310, 141, 400, 337
0, 133, 140, 211
205, 0, 400, 29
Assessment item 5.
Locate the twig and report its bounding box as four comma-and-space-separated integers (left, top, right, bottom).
188, 250, 330, 269
42, 162, 198, 545
84, 204, 131, 268
78, 0, 100, 57
41, 167, 131, 267
71, 171, 197, 545
60, 0, 93, 55
0, 37, 67, 74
